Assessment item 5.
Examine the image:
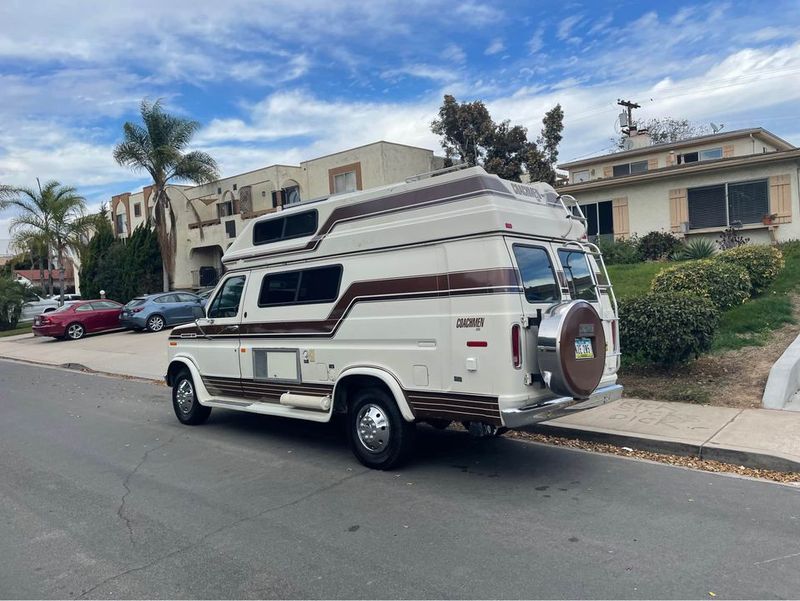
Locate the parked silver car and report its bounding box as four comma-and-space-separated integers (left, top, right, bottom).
20, 296, 79, 322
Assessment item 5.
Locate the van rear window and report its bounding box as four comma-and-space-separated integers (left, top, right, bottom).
558, 249, 598, 301
253, 210, 318, 246
512, 245, 559, 303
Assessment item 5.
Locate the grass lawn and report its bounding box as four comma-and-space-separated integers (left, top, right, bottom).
0, 323, 32, 338
607, 241, 800, 353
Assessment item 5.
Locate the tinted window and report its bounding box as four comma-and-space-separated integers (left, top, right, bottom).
258, 265, 342, 307
512, 246, 559, 303
558, 250, 597, 301
92, 301, 121, 310
729, 180, 768, 225
208, 276, 246, 319
125, 298, 146, 308
176, 293, 198, 302
253, 210, 317, 246
75, 304, 93, 312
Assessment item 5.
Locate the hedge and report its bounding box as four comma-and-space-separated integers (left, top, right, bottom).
715, 245, 784, 296
650, 259, 751, 310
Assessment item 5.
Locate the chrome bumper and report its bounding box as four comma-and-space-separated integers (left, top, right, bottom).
500, 384, 623, 429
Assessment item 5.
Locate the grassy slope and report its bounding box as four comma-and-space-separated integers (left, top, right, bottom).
607, 242, 800, 353
0, 323, 32, 338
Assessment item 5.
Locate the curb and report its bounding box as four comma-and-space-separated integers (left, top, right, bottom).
0, 355, 166, 386
528, 423, 800, 473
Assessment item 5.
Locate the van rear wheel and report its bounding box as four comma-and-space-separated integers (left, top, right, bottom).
348, 387, 415, 470
172, 369, 211, 425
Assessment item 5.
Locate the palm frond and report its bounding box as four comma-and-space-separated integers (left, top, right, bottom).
170, 150, 219, 184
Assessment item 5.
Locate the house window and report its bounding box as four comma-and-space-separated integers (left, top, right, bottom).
133, 203, 141, 217
572, 170, 590, 183
225, 220, 236, 239
687, 179, 768, 230
576, 201, 614, 239
258, 265, 343, 307
253, 210, 318, 246
283, 185, 301, 205
612, 160, 648, 177
333, 171, 357, 194
217, 201, 233, 218
679, 147, 722, 164
115, 212, 127, 235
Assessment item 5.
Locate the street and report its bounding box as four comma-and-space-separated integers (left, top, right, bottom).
1, 360, 799, 599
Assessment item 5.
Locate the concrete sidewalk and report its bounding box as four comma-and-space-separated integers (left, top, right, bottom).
1, 330, 799, 471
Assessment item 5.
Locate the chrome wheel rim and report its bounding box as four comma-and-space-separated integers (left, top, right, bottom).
149, 316, 164, 331
176, 378, 194, 414
68, 324, 83, 339
356, 404, 390, 453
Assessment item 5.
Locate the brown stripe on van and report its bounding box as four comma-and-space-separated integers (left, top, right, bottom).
171, 267, 521, 339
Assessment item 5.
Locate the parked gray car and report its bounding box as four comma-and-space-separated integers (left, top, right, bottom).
119, 292, 204, 332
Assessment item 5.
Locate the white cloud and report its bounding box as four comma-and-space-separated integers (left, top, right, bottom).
557, 15, 583, 42
443, 44, 466, 64
485, 38, 505, 56
528, 25, 546, 54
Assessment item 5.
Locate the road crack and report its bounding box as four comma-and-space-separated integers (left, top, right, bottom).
116, 434, 177, 547
79, 468, 368, 599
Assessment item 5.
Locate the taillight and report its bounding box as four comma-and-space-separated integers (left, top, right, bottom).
39, 316, 50, 325
511, 324, 522, 369
132, 307, 144, 313
612, 319, 618, 352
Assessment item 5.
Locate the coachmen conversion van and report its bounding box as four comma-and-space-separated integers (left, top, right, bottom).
166, 166, 622, 469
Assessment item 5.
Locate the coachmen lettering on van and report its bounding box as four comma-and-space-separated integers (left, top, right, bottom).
165, 165, 622, 469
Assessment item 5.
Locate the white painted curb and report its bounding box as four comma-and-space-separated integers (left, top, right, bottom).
762, 332, 800, 410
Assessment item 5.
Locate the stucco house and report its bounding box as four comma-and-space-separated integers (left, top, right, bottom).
557, 128, 799, 244
110, 140, 446, 289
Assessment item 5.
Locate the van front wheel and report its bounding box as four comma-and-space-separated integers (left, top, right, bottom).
172, 369, 211, 425
348, 387, 415, 470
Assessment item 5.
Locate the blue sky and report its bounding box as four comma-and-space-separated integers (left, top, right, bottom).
2, 0, 800, 250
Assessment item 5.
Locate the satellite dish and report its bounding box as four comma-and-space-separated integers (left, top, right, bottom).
710, 122, 725, 133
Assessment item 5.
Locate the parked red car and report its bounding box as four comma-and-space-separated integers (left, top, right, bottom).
32, 300, 124, 340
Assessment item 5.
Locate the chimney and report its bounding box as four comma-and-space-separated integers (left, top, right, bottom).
627, 126, 652, 150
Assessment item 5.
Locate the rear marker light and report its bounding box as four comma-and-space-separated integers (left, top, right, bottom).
466, 341, 488, 347
511, 324, 522, 369
505, 222, 513, 229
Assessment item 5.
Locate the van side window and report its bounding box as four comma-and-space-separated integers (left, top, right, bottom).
512, 245, 559, 303
258, 265, 342, 307
558, 249, 598, 301
208, 276, 246, 319
253, 210, 318, 246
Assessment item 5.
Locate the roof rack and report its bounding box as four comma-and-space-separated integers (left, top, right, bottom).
405, 162, 470, 183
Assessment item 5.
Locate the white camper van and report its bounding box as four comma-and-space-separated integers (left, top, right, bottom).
166, 166, 622, 469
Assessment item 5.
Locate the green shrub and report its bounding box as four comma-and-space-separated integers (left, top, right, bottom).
620, 292, 719, 366
0, 276, 27, 331
597, 235, 642, 265
715, 245, 784, 296
637, 231, 683, 261
650, 259, 751, 310
677, 238, 716, 260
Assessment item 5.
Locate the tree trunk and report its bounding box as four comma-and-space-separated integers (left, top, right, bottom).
57, 243, 65, 306
47, 246, 54, 296
152, 186, 173, 292
36, 247, 44, 294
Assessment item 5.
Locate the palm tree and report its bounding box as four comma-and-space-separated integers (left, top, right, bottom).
10, 229, 50, 294
0, 180, 87, 301
113, 99, 219, 291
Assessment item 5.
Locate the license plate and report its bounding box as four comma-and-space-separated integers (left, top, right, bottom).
575, 337, 594, 359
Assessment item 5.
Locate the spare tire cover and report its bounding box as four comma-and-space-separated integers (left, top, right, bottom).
536, 300, 606, 399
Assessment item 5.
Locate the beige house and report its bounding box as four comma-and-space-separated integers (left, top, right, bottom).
111, 140, 445, 289
557, 128, 800, 245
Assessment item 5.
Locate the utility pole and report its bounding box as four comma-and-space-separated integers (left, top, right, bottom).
616, 99, 641, 137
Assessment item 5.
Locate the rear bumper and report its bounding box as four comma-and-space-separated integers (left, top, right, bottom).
119, 315, 147, 329
32, 324, 65, 337
500, 384, 623, 429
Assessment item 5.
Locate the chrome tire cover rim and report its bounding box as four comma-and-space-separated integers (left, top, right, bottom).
68, 324, 83, 338
149, 316, 164, 331
356, 403, 390, 453
176, 379, 194, 413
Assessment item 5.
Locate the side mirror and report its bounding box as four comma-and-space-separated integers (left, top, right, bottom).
191, 305, 206, 319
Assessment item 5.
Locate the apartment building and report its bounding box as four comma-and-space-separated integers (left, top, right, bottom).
558, 128, 800, 244
110, 140, 445, 289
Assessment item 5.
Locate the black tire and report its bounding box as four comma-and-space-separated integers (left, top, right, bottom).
172, 369, 211, 425
426, 418, 452, 430
146, 314, 166, 332
65, 322, 85, 340
348, 387, 416, 470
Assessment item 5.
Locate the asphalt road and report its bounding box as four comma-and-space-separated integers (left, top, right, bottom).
1, 360, 799, 599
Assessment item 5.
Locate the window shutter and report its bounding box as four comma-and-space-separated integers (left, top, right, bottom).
647, 158, 658, 170
669, 188, 688, 233
612, 197, 629, 240
770, 174, 792, 223
603, 166, 612, 178
723, 144, 734, 158
687, 185, 726, 229
271, 190, 284, 208
728, 180, 768, 225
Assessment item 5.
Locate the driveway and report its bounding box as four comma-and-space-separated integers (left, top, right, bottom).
0, 328, 169, 380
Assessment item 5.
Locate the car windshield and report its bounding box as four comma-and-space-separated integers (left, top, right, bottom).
124, 298, 147, 308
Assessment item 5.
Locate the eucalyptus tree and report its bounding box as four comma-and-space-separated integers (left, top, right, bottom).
113, 99, 219, 291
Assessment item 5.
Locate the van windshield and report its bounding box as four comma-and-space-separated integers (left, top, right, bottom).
558, 249, 597, 301
512, 245, 559, 303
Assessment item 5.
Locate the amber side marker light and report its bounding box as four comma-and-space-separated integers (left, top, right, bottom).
169, 341, 177, 346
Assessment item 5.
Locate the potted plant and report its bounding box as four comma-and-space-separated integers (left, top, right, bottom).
762, 213, 778, 225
